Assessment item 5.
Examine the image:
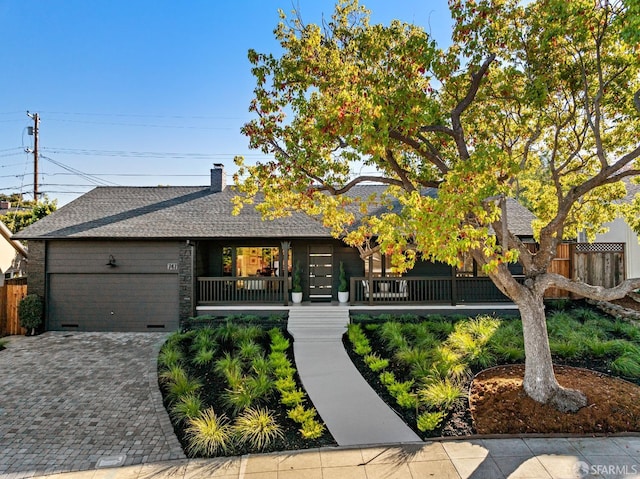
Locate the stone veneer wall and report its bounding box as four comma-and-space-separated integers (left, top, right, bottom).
178, 241, 194, 323
26, 240, 46, 299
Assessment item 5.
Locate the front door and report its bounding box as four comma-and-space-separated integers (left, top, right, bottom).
308, 245, 333, 301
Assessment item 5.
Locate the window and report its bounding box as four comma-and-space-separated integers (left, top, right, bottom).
456, 252, 487, 277
222, 246, 291, 277
364, 252, 395, 277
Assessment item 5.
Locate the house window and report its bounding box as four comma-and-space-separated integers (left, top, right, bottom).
223, 246, 291, 277
456, 252, 487, 277
364, 252, 395, 277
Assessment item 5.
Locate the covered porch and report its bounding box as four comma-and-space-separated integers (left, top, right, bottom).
194, 238, 523, 308
196, 274, 519, 307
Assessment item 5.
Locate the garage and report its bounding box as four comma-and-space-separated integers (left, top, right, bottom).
48, 273, 179, 331
35, 240, 184, 332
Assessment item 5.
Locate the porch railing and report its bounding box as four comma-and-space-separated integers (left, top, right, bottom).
198, 277, 288, 305
350, 276, 521, 305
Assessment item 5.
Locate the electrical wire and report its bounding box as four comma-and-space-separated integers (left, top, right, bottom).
39, 155, 120, 187
41, 147, 272, 159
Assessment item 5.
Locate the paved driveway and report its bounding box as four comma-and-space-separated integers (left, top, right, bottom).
0, 332, 184, 478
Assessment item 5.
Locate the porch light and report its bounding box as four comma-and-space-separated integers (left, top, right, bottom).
106, 255, 117, 267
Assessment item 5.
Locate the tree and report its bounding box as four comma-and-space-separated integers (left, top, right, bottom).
234, 0, 640, 412
0, 197, 57, 233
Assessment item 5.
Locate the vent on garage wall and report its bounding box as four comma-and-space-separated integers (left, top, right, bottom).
61, 324, 79, 328
147, 324, 166, 329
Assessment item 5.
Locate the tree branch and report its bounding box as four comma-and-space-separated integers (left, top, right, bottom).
541, 273, 640, 301
389, 130, 450, 174
451, 54, 496, 160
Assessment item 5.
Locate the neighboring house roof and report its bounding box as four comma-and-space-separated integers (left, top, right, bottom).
14, 184, 535, 240
0, 221, 28, 258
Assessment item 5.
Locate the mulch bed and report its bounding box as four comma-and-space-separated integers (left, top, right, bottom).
470, 364, 640, 435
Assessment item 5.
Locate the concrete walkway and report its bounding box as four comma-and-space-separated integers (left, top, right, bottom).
0, 332, 184, 478
287, 305, 421, 446
30, 437, 640, 478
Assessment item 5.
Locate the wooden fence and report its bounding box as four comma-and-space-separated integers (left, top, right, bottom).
546, 242, 625, 298
0, 277, 27, 336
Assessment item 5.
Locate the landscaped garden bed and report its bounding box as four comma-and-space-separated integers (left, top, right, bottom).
345, 302, 640, 438
158, 314, 335, 457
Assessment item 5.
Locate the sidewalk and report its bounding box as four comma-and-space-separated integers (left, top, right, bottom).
32, 437, 640, 478
287, 306, 420, 446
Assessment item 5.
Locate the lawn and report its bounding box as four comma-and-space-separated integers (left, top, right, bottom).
345, 301, 640, 438
158, 314, 335, 457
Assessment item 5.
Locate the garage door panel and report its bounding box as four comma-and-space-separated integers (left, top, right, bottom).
48, 274, 179, 332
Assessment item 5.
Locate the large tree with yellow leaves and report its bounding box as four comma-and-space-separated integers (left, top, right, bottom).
235, 0, 640, 411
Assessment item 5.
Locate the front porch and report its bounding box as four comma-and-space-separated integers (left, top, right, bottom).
196, 274, 520, 307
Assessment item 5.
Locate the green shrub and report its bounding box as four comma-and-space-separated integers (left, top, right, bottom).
18, 294, 43, 334
269, 328, 290, 352
0, 339, 6, 351
238, 340, 262, 361
395, 391, 418, 409
186, 408, 232, 456
275, 376, 297, 393
424, 318, 455, 339
251, 356, 273, 376
387, 379, 414, 398
287, 405, 316, 424
419, 379, 464, 410
416, 411, 446, 432
223, 381, 260, 414
215, 353, 243, 384
364, 353, 389, 372
379, 371, 396, 386
280, 388, 306, 407
247, 373, 275, 400
611, 354, 640, 378
158, 345, 184, 369
159, 364, 188, 385
170, 393, 203, 423
233, 325, 264, 343
268, 351, 291, 371
338, 261, 348, 292
192, 348, 215, 367
354, 341, 372, 356
394, 347, 430, 371
300, 418, 325, 439
167, 372, 202, 404
378, 322, 409, 351
233, 407, 284, 450
347, 324, 372, 355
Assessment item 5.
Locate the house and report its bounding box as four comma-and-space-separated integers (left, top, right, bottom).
593, 179, 640, 279
0, 221, 28, 285
14, 165, 535, 332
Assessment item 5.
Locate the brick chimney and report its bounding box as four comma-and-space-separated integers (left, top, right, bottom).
0, 201, 10, 209
210, 164, 225, 192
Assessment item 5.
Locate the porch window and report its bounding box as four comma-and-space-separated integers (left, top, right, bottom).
456, 252, 488, 277
364, 252, 396, 277
222, 246, 291, 277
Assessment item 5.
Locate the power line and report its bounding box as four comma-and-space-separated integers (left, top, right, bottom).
45, 118, 236, 130
41, 147, 272, 159
40, 154, 119, 187
39, 110, 247, 121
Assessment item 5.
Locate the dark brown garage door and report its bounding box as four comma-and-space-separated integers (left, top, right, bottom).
48, 273, 179, 331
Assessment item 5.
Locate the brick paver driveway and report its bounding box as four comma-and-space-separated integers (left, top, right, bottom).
0, 332, 184, 478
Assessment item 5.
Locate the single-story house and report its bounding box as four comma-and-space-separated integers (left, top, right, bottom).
14, 165, 536, 332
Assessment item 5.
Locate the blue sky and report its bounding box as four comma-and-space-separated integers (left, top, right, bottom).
0, 1, 453, 205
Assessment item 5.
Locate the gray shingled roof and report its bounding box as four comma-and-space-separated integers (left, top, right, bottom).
14, 185, 535, 240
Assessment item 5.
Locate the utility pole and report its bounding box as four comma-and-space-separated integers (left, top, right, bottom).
26, 111, 39, 200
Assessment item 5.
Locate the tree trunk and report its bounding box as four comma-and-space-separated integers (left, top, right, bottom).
516, 291, 587, 413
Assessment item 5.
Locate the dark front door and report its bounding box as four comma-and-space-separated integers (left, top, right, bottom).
308, 245, 333, 301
